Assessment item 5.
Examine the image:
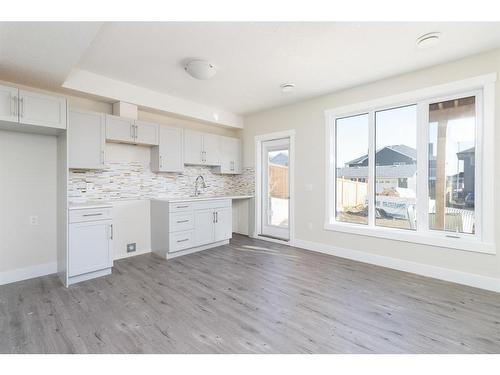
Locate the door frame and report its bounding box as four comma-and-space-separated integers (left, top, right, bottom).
254, 130, 295, 245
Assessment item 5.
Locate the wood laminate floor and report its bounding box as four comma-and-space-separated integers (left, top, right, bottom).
1, 234, 499, 353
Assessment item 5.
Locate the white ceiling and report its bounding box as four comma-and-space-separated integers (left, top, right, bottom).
2, 22, 500, 121
0, 22, 102, 89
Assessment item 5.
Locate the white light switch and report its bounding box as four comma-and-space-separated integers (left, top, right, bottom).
30, 216, 39, 225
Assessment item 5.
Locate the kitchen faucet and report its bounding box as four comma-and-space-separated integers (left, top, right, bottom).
194, 175, 207, 197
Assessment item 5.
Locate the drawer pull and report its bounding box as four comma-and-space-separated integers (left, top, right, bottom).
83, 213, 103, 217
177, 238, 190, 243
177, 220, 189, 223
177, 205, 189, 208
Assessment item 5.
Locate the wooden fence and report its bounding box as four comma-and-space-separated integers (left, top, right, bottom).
269, 164, 289, 199
336, 178, 367, 210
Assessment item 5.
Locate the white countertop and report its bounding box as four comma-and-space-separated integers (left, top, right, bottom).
68, 201, 113, 210
151, 195, 254, 203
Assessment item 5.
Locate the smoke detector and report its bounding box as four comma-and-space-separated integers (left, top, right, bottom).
416, 32, 441, 49
184, 60, 217, 80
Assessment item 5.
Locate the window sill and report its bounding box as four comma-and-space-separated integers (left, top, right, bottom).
324, 222, 496, 254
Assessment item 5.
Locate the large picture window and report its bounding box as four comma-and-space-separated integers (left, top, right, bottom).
325, 75, 495, 254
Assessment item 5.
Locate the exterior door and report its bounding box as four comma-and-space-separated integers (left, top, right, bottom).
261, 138, 290, 240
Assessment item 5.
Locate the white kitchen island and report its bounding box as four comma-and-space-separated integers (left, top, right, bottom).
151, 195, 253, 259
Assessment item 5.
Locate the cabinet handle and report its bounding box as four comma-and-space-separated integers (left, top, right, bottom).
110, 224, 114, 240
177, 219, 189, 223
12, 96, 18, 117
134, 125, 138, 139
130, 125, 134, 139
160, 155, 163, 168
19, 97, 24, 117
216, 211, 218, 223
177, 205, 189, 208
177, 238, 189, 243
213, 211, 215, 223
101, 150, 105, 164
83, 213, 103, 217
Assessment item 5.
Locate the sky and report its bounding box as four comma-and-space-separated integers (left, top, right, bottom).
336, 104, 475, 176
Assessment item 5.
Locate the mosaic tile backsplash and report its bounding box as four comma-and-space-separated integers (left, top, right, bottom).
68, 162, 255, 204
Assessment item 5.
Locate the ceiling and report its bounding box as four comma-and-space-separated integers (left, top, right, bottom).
2, 22, 500, 122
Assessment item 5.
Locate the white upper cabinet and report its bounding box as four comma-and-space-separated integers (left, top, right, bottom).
105, 114, 135, 143
0, 84, 66, 130
202, 133, 221, 166
215, 136, 242, 174
105, 114, 159, 146
0, 85, 19, 123
184, 130, 204, 164
18, 89, 67, 129
183, 130, 221, 166
68, 109, 105, 170
151, 125, 184, 173
134, 120, 159, 145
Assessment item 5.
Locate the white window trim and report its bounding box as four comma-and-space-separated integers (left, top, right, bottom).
324, 73, 496, 254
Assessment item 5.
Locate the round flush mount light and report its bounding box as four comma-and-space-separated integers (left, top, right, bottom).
280, 83, 295, 93
416, 32, 441, 49
185, 60, 217, 80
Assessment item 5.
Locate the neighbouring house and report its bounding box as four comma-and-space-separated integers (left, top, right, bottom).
339, 144, 417, 193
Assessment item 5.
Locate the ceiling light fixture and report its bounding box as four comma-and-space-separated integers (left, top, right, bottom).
416, 32, 441, 49
280, 83, 295, 94
184, 60, 217, 80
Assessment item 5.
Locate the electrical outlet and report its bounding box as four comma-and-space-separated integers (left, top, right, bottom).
30, 216, 39, 225
127, 243, 136, 253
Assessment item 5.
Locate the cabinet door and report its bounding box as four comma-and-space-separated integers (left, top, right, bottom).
68, 109, 105, 169
214, 207, 232, 242
230, 138, 242, 174
184, 129, 204, 164
18, 89, 67, 129
68, 220, 113, 277
105, 114, 134, 143
194, 209, 215, 246
203, 133, 221, 166
156, 126, 183, 172
134, 120, 158, 145
0, 85, 19, 123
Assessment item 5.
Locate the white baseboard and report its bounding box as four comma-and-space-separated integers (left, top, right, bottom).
293, 239, 500, 293
114, 248, 152, 261
0, 262, 57, 286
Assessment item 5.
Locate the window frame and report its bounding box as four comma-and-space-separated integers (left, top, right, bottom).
324, 74, 496, 254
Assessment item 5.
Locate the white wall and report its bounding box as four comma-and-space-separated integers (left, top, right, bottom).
0, 130, 57, 282
243, 49, 500, 283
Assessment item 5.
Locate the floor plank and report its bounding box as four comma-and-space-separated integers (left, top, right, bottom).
1, 234, 499, 353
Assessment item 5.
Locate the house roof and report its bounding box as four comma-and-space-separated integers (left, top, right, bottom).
457, 147, 475, 157
345, 144, 417, 166
337, 164, 417, 179
269, 152, 289, 166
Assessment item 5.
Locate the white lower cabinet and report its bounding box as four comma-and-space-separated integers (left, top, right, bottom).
68, 206, 113, 285
151, 198, 232, 258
